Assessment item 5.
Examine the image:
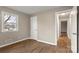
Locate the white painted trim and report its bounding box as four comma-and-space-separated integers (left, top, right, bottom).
56, 9, 71, 14
55, 9, 71, 45
55, 13, 58, 45
0, 37, 56, 48
0, 37, 30, 48
70, 6, 77, 53
35, 39, 56, 45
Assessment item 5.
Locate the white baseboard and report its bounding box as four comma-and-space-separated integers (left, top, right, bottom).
0, 37, 56, 48
35, 39, 56, 45
0, 37, 31, 48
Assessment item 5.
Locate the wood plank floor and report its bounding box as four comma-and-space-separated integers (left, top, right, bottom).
0, 39, 56, 53
0, 39, 72, 53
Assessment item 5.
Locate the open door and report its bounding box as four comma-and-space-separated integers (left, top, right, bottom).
55, 7, 77, 52
70, 6, 77, 53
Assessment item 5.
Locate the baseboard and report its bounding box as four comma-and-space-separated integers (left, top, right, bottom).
35, 39, 56, 45
0, 37, 56, 48
0, 37, 31, 48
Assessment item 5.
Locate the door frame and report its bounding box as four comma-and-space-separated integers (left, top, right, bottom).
70, 6, 77, 53
55, 9, 71, 45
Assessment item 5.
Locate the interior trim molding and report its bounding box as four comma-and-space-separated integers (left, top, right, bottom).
0, 38, 56, 48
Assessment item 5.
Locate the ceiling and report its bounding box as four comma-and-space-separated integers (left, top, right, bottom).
6, 6, 72, 15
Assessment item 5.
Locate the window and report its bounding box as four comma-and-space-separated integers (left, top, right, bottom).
2, 11, 18, 32
30, 16, 38, 39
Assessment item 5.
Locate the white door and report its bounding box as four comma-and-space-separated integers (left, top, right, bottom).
70, 6, 77, 53
30, 16, 38, 39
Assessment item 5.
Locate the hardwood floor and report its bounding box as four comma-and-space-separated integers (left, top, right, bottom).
57, 33, 72, 53
0, 38, 72, 53
0, 39, 56, 53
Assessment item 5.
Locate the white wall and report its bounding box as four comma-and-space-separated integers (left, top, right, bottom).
36, 11, 55, 43
33, 7, 72, 44
0, 7, 30, 46
61, 21, 67, 33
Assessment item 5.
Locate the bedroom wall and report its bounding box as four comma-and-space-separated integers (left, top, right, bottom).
0, 7, 30, 46
36, 11, 55, 44
34, 6, 73, 44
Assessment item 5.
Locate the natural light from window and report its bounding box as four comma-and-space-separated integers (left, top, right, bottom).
2, 11, 18, 32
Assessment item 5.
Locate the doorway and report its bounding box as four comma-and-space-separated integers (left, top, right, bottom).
55, 9, 71, 44
55, 7, 77, 53
61, 21, 67, 36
